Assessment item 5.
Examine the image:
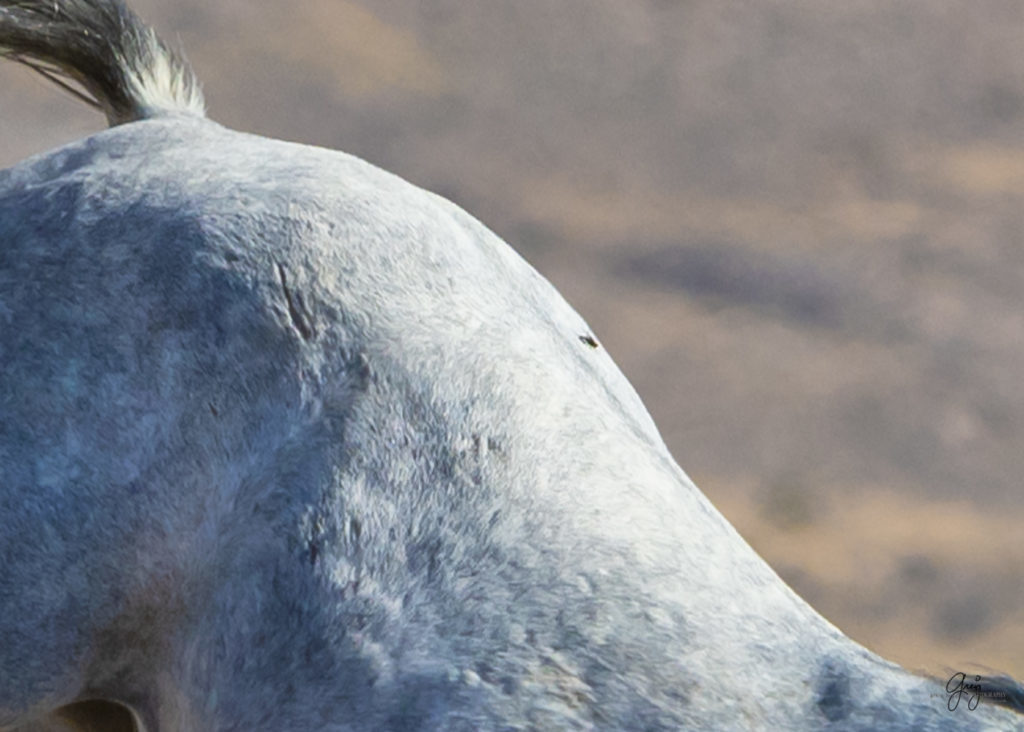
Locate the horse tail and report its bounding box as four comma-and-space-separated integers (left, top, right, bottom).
0, 0, 204, 126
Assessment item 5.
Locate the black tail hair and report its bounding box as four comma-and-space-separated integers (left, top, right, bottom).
0, 0, 204, 125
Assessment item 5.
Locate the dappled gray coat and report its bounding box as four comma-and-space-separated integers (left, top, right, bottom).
1, 1, 1022, 730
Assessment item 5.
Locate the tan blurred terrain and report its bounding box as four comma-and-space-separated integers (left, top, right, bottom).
2, 1, 1022, 679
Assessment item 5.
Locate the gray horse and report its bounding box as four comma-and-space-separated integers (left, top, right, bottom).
1, 2, 1021, 730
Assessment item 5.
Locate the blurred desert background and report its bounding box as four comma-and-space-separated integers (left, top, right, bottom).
2, 0, 1023, 680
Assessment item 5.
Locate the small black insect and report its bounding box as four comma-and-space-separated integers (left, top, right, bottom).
579, 334, 599, 348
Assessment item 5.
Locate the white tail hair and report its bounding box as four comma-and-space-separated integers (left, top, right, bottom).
0, 0, 203, 125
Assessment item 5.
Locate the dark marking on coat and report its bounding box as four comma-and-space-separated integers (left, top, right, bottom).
276, 262, 315, 341
349, 517, 362, 544
817, 659, 852, 722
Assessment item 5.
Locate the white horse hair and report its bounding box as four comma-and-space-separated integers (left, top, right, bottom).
1, 2, 1022, 730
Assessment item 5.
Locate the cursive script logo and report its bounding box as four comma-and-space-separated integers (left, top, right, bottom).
946, 672, 983, 711
942, 671, 1015, 712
